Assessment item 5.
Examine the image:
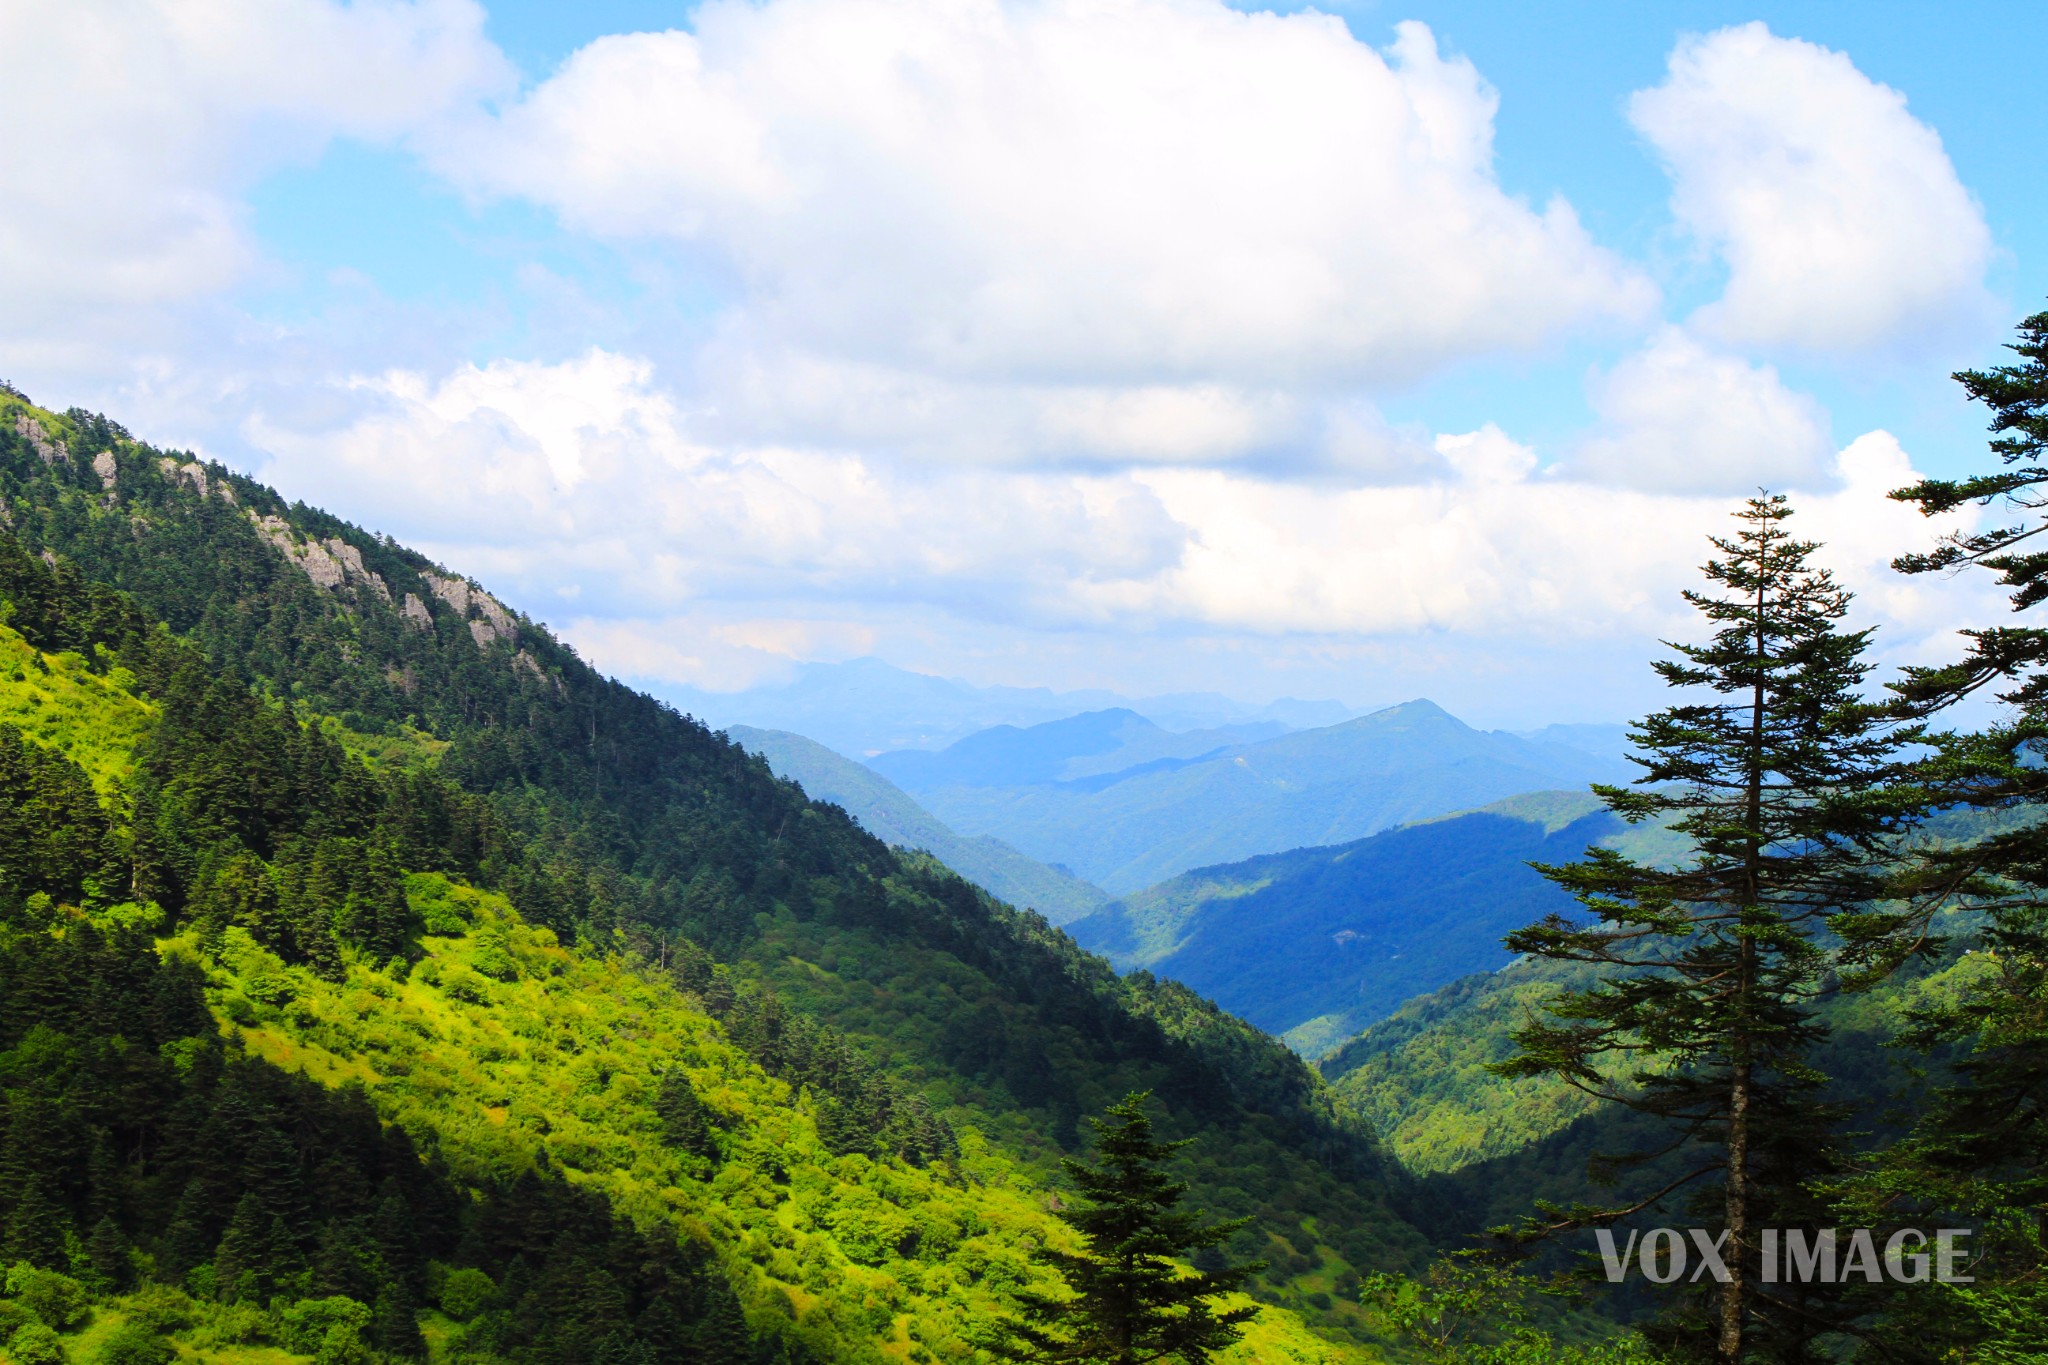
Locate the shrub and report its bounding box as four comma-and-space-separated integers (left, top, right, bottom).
4, 1266, 88, 1332
5, 1322, 65, 1365
278, 1297, 371, 1355
314, 1322, 371, 1365
190, 1301, 267, 1347
117, 1287, 193, 1336
89, 1322, 173, 1365
436, 1269, 495, 1322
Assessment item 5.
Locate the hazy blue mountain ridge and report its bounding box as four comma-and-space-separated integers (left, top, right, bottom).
656, 655, 1357, 755
728, 724, 1110, 923
892, 699, 1635, 893
868, 707, 1287, 789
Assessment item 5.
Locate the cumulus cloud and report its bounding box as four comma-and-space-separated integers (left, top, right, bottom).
247, 350, 1191, 623
1572, 329, 1833, 492
434, 0, 1653, 447
0, 0, 508, 363
239, 350, 2000, 699
1630, 21, 1994, 352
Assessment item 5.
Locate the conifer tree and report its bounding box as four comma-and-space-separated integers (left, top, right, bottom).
653, 1072, 719, 1162
1844, 302, 2048, 1358
996, 1092, 1259, 1365
1495, 496, 1928, 1363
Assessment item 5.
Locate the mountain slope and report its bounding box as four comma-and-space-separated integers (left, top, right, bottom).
903, 701, 1634, 894
1069, 791, 1686, 1054
0, 609, 1361, 1364
727, 723, 1108, 923
0, 388, 1424, 1345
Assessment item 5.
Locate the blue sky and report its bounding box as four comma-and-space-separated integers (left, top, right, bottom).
5, 0, 2043, 727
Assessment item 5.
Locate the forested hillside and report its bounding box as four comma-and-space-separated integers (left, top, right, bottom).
0, 388, 1422, 1361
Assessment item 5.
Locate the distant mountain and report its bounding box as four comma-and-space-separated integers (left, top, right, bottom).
657, 656, 1357, 755
1513, 721, 1635, 767
1068, 791, 1684, 1053
892, 700, 1637, 893
728, 724, 1109, 923
868, 707, 1285, 790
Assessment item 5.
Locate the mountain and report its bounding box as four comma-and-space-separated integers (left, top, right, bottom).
727, 723, 1109, 923
0, 388, 1418, 1357
1068, 791, 1684, 1054
867, 707, 1285, 790
657, 656, 1356, 756
892, 699, 1637, 894
1513, 721, 1635, 766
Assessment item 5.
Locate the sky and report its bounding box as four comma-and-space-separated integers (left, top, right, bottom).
4, 0, 2045, 728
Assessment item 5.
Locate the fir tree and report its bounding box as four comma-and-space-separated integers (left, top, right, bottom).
653, 1072, 719, 1162
1494, 496, 1929, 1363
996, 1092, 1260, 1365
1843, 301, 2048, 1359
371, 1277, 426, 1359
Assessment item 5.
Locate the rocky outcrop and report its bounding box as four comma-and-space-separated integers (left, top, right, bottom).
424, 569, 516, 648
15, 414, 66, 465
91, 450, 117, 492
252, 513, 390, 600
400, 593, 434, 630
157, 457, 237, 505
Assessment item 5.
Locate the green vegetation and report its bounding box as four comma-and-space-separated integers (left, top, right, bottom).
1319, 960, 1608, 1175
993, 1094, 1259, 1365
1358, 1259, 1657, 1365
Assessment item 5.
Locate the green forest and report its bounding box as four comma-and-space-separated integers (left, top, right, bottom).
0, 304, 2045, 1365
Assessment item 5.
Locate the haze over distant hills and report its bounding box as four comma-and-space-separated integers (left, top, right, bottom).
728, 724, 1109, 923
876, 699, 1635, 893
657, 656, 1360, 756
868, 707, 1287, 789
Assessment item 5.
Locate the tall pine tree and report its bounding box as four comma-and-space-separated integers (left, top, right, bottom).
1495, 495, 1928, 1363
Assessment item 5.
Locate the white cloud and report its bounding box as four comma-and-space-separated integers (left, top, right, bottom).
1572, 329, 1833, 491
436, 0, 1653, 435
1630, 21, 1994, 352
240, 351, 2000, 698
247, 350, 1191, 623
0, 0, 508, 364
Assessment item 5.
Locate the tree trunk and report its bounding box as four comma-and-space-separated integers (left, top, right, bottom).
1720, 572, 1769, 1363
1721, 969, 1753, 1364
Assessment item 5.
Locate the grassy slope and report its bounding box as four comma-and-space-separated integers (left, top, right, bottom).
728, 725, 1108, 924
0, 623, 155, 793
0, 611, 1378, 1365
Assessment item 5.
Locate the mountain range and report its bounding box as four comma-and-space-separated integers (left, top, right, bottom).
875, 699, 1635, 893
659, 655, 1359, 756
